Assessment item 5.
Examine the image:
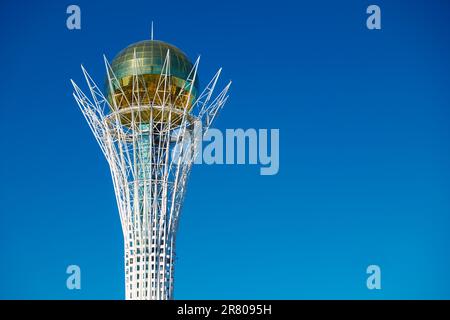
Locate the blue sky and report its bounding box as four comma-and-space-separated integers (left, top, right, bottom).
1, 0, 450, 299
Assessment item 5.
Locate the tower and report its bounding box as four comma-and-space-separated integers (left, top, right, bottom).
71, 38, 231, 300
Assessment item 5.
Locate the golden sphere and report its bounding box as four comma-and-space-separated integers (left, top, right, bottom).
107, 40, 199, 125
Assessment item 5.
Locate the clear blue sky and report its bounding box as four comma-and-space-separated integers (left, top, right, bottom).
1, 0, 450, 299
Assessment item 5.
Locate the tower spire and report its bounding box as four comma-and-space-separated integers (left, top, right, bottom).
151, 21, 154, 40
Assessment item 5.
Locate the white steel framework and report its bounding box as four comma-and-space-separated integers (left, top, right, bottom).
71, 49, 230, 300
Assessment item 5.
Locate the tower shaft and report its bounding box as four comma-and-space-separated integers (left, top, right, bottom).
123, 124, 192, 300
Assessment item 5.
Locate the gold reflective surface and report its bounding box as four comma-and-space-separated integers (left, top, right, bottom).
106, 40, 198, 126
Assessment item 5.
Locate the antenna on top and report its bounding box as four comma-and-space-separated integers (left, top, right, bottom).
151, 21, 154, 40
